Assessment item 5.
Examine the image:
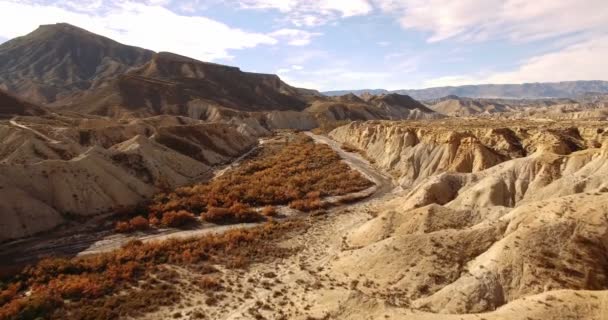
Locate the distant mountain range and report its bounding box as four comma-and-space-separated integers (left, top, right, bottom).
323, 81, 608, 100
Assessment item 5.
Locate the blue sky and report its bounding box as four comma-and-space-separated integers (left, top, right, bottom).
1, 0, 607, 91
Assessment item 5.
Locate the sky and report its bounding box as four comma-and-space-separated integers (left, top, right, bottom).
0, 0, 607, 91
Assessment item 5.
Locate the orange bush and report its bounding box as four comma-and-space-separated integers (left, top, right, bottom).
129, 216, 150, 231
44, 275, 106, 300
288, 198, 324, 212
0, 283, 21, 306
202, 204, 265, 225
114, 216, 150, 233
261, 206, 278, 217
114, 221, 132, 233
161, 210, 197, 228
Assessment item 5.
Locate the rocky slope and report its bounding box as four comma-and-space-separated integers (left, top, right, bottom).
60, 52, 320, 117
0, 114, 256, 241
320, 119, 608, 318
0, 23, 154, 105
306, 93, 443, 124
330, 119, 605, 187
0, 89, 48, 118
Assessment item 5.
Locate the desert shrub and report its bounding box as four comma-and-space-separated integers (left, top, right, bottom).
0, 292, 62, 320
114, 221, 132, 233
0, 221, 300, 319
288, 198, 324, 212
129, 216, 149, 231
44, 275, 107, 300
261, 206, 278, 217
161, 210, 197, 228
202, 204, 265, 225
114, 216, 150, 233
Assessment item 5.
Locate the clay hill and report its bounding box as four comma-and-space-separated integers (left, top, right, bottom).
0, 101, 257, 240
0, 23, 153, 105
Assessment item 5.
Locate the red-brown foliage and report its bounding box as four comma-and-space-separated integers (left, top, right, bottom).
148, 134, 373, 217
202, 203, 265, 225
114, 216, 150, 233
114, 221, 132, 233
161, 210, 197, 228
129, 216, 150, 231
288, 198, 324, 212
0, 221, 299, 319
261, 206, 278, 217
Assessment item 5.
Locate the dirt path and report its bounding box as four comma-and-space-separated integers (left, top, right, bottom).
9, 118, 61, 144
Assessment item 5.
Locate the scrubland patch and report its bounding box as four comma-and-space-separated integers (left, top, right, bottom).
0, 220, 303, 320
113, 133, 372, 231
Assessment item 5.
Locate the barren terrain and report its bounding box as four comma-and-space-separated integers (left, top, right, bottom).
2, 22, 608, 320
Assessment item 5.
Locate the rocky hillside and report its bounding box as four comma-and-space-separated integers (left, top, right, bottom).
330, 119, 605, 187
0, 114, 257, 241
305, 93, 442, 123
60, 52, 320, 117
0, 23, 154, 105
323, 119, 608, 317
0, 89, 48, 118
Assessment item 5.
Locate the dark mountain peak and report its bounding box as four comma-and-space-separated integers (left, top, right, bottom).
36, 22, 92, 34
0, 23, 154, 105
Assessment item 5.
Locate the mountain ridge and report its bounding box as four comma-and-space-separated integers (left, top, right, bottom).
324, 80, 608, 100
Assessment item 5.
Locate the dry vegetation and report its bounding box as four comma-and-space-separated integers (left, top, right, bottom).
0, 221, 303, 320
154, 134, 372, 210
112, 134, 372, 231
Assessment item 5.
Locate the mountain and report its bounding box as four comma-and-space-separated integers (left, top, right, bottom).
324, 89, 389, 96
323, 81, 608, 100
0, 89, 48, 118
0, 23, 154, 104
59, 52, 321, 117
305, 93, 442, 123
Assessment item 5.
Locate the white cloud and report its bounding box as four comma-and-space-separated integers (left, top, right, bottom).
374, 0, 608, 43
239, 0, 372, 26
421, 36, 608, 87
276, 64, 304, 75
484, 36, 608, 84
0, 0, 277, 61
269, 28, 322, 46
280, 67, 414, 91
